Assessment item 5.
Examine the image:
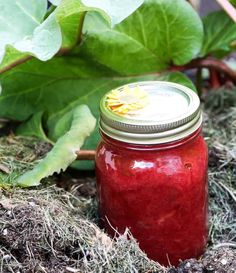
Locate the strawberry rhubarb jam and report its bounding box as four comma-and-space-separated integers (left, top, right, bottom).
95, 81, 208, 266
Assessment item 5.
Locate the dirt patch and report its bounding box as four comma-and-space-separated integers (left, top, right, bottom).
0, 187, 161, 273
169, 248, 236, 273
57, 175, 96, 198
203, 247, 236, 272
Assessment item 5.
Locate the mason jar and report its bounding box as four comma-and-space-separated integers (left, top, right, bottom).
95, 81, 208, 266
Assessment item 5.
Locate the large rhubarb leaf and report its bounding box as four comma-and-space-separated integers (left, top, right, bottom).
0, 0, 144, 72
201, 10, 236, 57
81, 0, 203, 74
55, 0, 86, 49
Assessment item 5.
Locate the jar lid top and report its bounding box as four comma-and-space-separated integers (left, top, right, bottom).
100, 81, 202, 144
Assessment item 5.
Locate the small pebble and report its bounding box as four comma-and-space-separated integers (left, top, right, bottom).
220, 258, 228, 265
3, 229, 7, 236
3, 255, 11, 261
185, 262, 191, 268
6, 210, 12, 216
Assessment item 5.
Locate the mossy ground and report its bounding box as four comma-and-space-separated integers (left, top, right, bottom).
0, 89, 236, 272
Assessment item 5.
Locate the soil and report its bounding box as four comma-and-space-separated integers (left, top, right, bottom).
57, 174, 96, 198
169, 248, 236, 273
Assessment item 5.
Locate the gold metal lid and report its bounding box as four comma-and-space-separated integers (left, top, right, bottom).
99, 81, 202, 144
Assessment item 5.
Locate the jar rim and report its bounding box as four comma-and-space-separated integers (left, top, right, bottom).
99, 81, 201, 144
100, 127, 202, 150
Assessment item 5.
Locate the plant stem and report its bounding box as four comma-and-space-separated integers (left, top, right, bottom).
172, 57, 236, 84
213, 242, 236, 249
216, 0, 236, 23
0, 43, 80, 75
76, 12, 86, 46
0, 56, 32, 74
76, 150, 96, 160
209, 68, 221, 89
57, 12, 86, 55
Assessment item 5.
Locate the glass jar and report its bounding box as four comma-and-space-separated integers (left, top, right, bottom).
95, 81, 208, 266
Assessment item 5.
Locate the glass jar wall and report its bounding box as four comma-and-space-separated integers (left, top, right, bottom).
96, 130, 208, 266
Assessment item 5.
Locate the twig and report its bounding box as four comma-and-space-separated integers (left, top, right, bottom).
216, 0, 236, 23
76, 150, 96, 160
213, 242, 236, 249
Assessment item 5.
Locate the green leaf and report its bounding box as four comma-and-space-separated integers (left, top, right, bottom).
0, 47, 28, 73
0, 0, 87, 71
201, 10, 236, 57
51, 0, 144, 25
54, 0, 144, 49
0, 57, 195, 151
17, 105, 96, 187
0, 0, 143, 72
81, 0, 144, 26
16, 111, 52, 144
0, 0, 62, 63
55, 0, 86, 49
81, 0, 203, 74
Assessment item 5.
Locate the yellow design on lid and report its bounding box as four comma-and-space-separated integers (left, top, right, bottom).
106, 85, 149, 115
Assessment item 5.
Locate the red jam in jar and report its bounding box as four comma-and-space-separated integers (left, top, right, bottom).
95, 81, 208, 266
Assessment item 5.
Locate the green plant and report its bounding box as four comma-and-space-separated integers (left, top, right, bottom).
17, 104, 96, 187
0, 0, 236, 186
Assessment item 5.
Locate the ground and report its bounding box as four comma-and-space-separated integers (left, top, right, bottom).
0, 88, 236, 272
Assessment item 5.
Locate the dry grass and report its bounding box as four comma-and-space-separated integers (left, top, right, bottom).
0, 187, 164, 273
203, 89, 236, 247
0, 136, 52, 186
